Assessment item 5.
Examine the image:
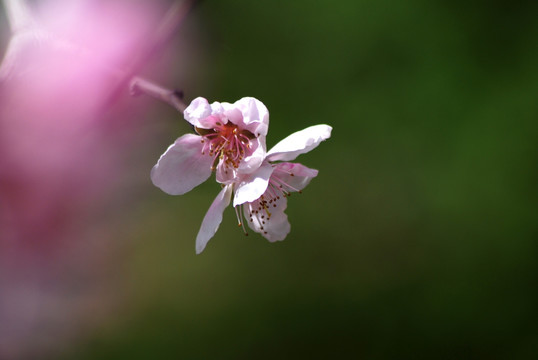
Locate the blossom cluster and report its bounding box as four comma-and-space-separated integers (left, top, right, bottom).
151, 97, 332, 253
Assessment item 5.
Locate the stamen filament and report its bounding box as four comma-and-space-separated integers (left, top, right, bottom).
271, 176, 301, 193
198, 122, 255, 175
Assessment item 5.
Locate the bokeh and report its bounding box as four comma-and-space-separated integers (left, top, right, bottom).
1, 0, 537, 359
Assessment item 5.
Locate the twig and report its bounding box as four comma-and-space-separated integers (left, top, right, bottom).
130, 77, 187, 114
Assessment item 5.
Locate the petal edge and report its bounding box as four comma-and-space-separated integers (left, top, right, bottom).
151, 134, 213, 195
267, 124, 332, 162
196, 185, 233, 254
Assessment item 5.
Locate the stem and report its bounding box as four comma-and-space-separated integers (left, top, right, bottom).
130, 77, 186, 114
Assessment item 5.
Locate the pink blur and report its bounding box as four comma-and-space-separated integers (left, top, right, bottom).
0, 1, 177, 358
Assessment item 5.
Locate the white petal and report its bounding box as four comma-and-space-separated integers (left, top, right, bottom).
273, 162, 318, 192
214, 162, 237, 185
222, 106, 242, 125
243, 196, 290, 242
196, 185, 233, 254
233, 162, 274, 207
150, 134, 213, 195
210, 101, 225, 116
233, 97, 269, 136
267, 124, 332, 162
183, 97, 211, 128
237, 136, 266, 175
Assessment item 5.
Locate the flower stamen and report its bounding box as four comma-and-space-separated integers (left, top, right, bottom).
234, 205, 249, 236
199, 122, 254, 174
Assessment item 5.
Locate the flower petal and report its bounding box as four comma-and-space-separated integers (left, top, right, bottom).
243, 196, 290, 242
214, 162, 236, 185
233, 162, 274, 207
266, 124, 332, 162
273, 162, 319, 192
196, 184, 233, 254
222, 105, 242, 125
210, 101, 225, 118
237, 136, 266, 174
183, 97, 221, 128
150, 134, 213, 195
233, 97, 269, 136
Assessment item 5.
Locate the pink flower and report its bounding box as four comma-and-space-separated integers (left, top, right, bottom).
151, 97, 269, 195
195, 124, 332, 254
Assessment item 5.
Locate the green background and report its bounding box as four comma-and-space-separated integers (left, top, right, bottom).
3, 0, 538, 358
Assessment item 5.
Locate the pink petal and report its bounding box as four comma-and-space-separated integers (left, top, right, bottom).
233, 162, 274, 207
209, 101, 225, 117
273, 162, 319, 192
243, 196, 290, 242
233, 97, 269, 136
214, 163, 236, 185
196, 184, 233, 254
150, 134, 213, 195
266, 124, 332, 162
184, 97, 218, 128
222, 106, 243, 125
236, 136, 266, 174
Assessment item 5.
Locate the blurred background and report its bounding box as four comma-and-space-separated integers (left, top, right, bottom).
0, 0, 537, 358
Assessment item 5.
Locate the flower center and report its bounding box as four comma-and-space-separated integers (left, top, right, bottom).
198, 123, 254, 171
